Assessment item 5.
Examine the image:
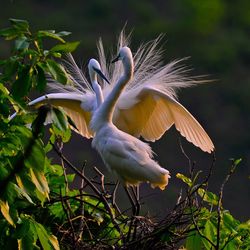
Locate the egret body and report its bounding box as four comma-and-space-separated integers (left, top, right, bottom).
16, 32, 214, 153
90, 47, 170, 189
18, 59, 109, 137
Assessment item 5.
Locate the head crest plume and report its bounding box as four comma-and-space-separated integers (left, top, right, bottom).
48, 29, 205, 100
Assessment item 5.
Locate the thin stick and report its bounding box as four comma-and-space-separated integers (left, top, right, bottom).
112, 181, 122, 216
51, 142, 122, 237
93, 166, 105, 193
60, 188, 76, 243
57, 140, 69, 193
216, 159, 238, 250
78, 161, 86, 240
178, 137, 193, 177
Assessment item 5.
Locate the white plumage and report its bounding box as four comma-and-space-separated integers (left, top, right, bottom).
90, 47, 170, 189
23, 31, 214, 153
25, 59, 107, 138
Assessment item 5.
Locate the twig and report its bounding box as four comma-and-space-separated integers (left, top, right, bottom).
78, 161, 86, 240
60, 188, 76, 243
178, 137, 194, 177
57, 139, 69, 193
188, 193, 216, 249
112, 181, 122, 216
51, 142, 122, 237
170, 155, 216, 215
131, 186, 140, 241
93, 166, 105, 193
216, 159, 238, 250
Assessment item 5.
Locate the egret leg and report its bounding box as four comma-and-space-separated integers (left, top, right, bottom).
124, 185, 138, 242
123, 186, 137, 216
131, 185, 140, 216
112, 181, 122, 216
130, 185, 141, 241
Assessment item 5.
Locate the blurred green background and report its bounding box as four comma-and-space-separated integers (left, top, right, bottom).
1, 0, 249, 220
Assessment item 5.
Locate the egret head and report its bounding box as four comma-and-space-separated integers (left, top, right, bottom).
111, 46, 133, 63
88, 58, 110, 84
111, 47, 133, 79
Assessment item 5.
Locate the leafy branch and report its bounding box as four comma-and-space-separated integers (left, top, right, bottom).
0, 18, 249, 250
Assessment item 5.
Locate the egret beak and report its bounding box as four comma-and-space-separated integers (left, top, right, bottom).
111, 55, 120, 63
93, 67, 110, 84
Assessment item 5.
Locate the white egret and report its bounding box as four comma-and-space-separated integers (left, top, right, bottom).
90, 46, 170, 190
16, 58, 109, 137
17, 32, 214, 153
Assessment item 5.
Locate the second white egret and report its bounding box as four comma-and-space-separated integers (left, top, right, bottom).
18, 32, 214, 153
90, 47, 170, 190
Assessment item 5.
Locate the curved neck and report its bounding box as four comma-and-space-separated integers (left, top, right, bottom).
92, 81, 104, 108
97, 58, 133, 124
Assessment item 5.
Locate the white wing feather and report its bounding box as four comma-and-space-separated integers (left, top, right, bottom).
28, 93, 95, 138
112, 87, 214, 153
28, 31, 214, 152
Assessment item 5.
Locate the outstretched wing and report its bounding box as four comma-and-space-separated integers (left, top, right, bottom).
29, 93, 95, 139
96, 31, 214, 153
113, 87, 214, 153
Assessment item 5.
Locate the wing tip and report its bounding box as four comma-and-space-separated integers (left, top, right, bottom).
203, 144, 215, 154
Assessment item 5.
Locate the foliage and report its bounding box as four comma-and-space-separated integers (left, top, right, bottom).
0, 18, 130, 250
0, 19, 249, 249
177, 158, 250, 250
0, 18, 77, 249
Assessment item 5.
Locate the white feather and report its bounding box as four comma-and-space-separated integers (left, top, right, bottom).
20, 31, 214, 153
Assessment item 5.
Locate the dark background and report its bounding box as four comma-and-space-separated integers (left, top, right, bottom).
1, 0, 249, 220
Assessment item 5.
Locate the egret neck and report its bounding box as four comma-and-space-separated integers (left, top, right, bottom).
91, 47, 133, 131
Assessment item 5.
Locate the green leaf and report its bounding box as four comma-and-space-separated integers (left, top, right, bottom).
17, 172, 36, 200
50, 164, 63, 176
50, 125, 71, 143
0, 200, 15, 227
46, 59, 68, 84
11, 66, 32, 100
14, 180, 34, 204
66, 174, 75, 183
48, 202, 65, 221
202, 220, 216, 249
36, 224, 53, 250
50, 108, 69, 132
233, 158, 242, 166
17, 216, 38, 250
238, 220, 250, 230
25, 139, 45, 172
33, 221, 59, 250
1, 58, 20, 80
50, 41, 80, 53
37, 30, 65, 43
0, 101, 10, 118
15, 36, 30, 50
29, 168, 50, 202
198, 188, 218, 205
9, 19, 29, 32
0, 83, 10, 95
35, 64, 47, 91
185, 230, 202, 250
223, 240, 237, 250
15, 218, 30, 239
176, 173, 193, 186
0, 27, 18, 39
